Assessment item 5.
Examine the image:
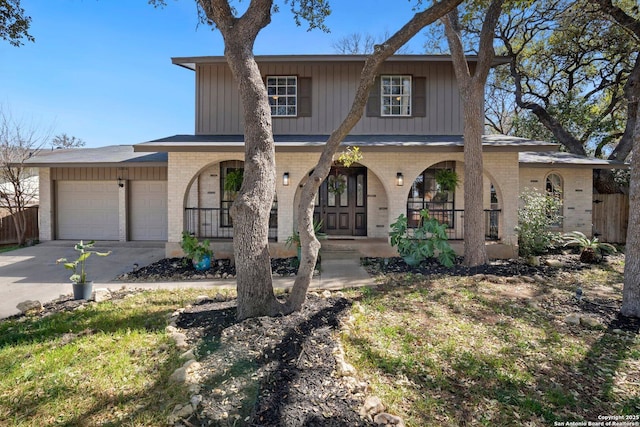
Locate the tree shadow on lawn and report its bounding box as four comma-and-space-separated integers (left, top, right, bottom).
176, 297, 373, 426
345, 279, 640, 425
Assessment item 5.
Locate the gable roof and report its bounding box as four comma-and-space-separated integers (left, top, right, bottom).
134, 134, 558, 153
519, 151, 628, 169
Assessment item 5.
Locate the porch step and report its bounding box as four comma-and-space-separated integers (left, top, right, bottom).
320, 249, 360, 260
316, 249, 372, 290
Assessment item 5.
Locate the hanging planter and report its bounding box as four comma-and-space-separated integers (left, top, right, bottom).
433, 169, 459, 203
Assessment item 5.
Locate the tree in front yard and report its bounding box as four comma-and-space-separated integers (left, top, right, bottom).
592, 0, 640, 317
151, 0, 462, 320
441, 0, 505, 266
0, 108, 48, 245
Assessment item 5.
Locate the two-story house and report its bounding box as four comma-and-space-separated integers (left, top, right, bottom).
27, 55, 623, 259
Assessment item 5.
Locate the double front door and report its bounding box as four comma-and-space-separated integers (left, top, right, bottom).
314, 166, 367, 236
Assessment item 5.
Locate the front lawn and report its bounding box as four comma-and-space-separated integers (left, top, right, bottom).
343, 258, 640, 426
0, 289, 218, 426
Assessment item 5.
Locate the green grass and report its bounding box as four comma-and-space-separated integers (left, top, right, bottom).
0, 289, 224, 426
0, 245, 21, 254
343, 267, 640, 426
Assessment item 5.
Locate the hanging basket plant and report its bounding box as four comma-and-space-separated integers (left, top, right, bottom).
224, 169, 244, 199
328, 174, 347, 195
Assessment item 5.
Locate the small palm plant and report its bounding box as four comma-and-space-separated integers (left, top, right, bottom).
562, 231, 616, 263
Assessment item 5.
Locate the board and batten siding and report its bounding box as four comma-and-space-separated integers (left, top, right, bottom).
195, 61, 463, 135
50, 167, 167, 181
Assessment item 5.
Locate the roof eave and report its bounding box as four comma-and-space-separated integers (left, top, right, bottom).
171, 54, 510, 71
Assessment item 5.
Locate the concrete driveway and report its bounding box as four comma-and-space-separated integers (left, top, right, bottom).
0, 241, 165, 319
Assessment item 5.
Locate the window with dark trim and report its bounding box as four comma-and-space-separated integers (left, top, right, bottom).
381, 75, 412, 116
366, 75, 426, 118
267, 76, 297, 117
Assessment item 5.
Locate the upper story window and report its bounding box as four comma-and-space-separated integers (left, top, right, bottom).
366, 75, 425, 118
267, 76, 297, 117
381, 75, 412, 116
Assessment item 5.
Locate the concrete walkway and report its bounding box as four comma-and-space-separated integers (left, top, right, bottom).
0, 242, 374, 319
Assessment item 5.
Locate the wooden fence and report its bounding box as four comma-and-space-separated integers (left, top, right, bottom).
0, 206, 39, 245
592, 194, 629, 244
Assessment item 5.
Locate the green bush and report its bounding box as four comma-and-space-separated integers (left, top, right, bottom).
516, 189, 563, 257
389, 210, 456, 268
180, 231, 213, 264
562, 231, 616, 263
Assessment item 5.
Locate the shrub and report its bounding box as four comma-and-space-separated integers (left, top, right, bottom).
562, 231, 617, 263
516, 189, 563, 258
180, 232, 213, 264
389, 210, 456, 267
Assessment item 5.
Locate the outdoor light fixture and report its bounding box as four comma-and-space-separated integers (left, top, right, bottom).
283, 172, 290, 186
117, 177, 124, 188
396, 172, 404, 186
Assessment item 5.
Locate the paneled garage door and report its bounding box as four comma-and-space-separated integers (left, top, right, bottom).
57, 181, 119, 240
130, 181, 167, 241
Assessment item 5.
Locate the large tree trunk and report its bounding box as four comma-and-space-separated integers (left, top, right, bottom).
227, 51, 283, 320
205, 0, 284, 320
461, 83, 489, 266
621, 105, 640, 317
442, 1, 503, 267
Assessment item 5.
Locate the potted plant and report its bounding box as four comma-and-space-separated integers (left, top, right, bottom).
286, 220, 326, 261
56, 240, 112, 300
181, 231, 213, 271
433, 169, 459, 203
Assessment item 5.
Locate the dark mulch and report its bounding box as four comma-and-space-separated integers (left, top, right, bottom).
361, 253, 591, 277
117, 257, 300, 281
177, 295, 373, 427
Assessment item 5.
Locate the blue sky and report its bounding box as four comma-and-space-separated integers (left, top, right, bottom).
0, 1, 425, 148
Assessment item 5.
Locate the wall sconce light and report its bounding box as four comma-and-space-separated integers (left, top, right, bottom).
283, 172, 290, 186
118, 177, 124, 188
396, 172, 404, 186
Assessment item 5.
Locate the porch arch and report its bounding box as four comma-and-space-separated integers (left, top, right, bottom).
402, 159, 505, 240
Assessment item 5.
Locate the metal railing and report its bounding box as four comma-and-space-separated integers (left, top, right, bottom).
406, 207, 501, 241
184, 207, 278, 240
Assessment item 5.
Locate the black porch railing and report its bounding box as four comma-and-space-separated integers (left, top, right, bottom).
406, 207, 501, 241
184, 207, 278, 240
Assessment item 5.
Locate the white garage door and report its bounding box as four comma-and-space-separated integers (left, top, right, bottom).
130, 181, 167, 241
57, 181, 119, 240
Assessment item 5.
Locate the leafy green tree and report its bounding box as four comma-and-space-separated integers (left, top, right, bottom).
490, 0, 637, 192
0, 0, 33, 46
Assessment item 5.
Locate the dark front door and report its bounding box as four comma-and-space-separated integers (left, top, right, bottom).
314, 166, 367, 236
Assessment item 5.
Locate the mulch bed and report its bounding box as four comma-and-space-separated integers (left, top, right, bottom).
177, 295, 374, 426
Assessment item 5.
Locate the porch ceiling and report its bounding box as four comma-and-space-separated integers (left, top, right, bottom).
134, 134, 559, 153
